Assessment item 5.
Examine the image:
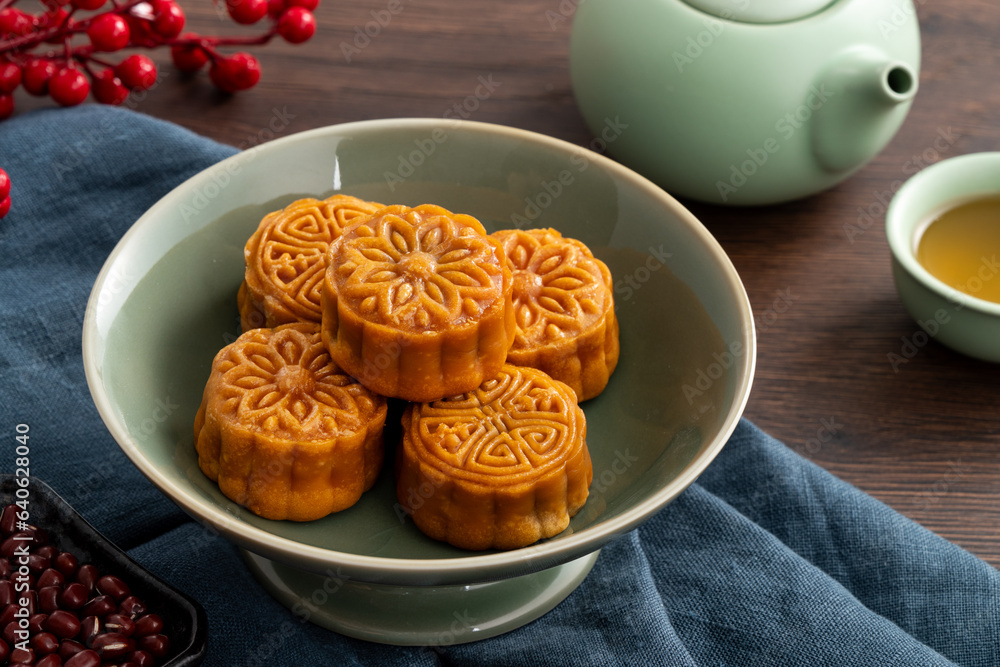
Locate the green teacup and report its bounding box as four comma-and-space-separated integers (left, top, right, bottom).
886, 152, 1000, 362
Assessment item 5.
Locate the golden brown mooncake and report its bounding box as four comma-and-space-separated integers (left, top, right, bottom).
193, 323, 387, 521
396, 364, 592, 551
491, 228, 619, 401
240, 195, 384, 331
322, 204, 515, 403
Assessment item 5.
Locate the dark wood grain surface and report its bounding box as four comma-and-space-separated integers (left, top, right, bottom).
17, 0, 1000, 567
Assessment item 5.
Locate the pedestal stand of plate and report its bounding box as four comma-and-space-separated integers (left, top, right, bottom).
242, 548, 600, 645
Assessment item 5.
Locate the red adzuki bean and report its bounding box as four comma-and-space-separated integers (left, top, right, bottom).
105, 613, 135, 637
0, 502, 177, 666
97, 575, 131, 601
37, 653, 64, 667
133, 613, 163, 637
65, 648, 102, 667
44, 609, 82, 638
82, 593, 117, 617
76, 564, 99, 592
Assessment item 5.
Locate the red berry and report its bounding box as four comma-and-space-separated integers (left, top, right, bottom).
0, 169, 10, 200
49, 67, 90, 106
0, 94, 12, 121
71, 0, 106, 10
0, 62, 21, 94
22, 59, 57, 96
92, 69, 129, 105
87, 13, 131, 52
267, 0, 286, 19
149, 0, 184, 38
124, 14, 153, 44
286, 0, 319, 10
170, 40, 209, 72
277, 7, 315, 44
226, 0, 268, 24
115, 54, 157, 90
39, 8, 70, 43
209, 52, 260, 92
0, 8, 33, 37
0, 195, 9, 218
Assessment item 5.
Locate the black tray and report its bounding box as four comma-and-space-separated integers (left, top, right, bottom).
0, 475, 207, 666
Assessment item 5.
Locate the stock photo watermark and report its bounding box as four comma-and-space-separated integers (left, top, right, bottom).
178, 106, 297, 220
339, 0, 410, 62
51, 70, 170, 182
382, 75, 502, 192
545, 0, 584, 29
671, 0, 750, 72
682, 340, 746, 405
509, 115, 628, 228
613, 245, 672, 303
756, 287, 797, 334
887, 254, 999, 371
715, 84, 835, 203
844, 126, 960, 244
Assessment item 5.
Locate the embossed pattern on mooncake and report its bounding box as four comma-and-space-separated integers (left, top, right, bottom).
194, 323, 387, 521
241, 195, 384, 331
492, 228, 619, 401
396, 364, 592, 551
323, 204, 515, 402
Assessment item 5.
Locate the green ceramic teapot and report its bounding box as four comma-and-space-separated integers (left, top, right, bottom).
570, 0, 921, 206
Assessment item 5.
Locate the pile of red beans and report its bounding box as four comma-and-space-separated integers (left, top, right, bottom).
0, 504, 173, 666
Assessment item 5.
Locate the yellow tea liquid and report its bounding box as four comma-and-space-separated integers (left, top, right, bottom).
916, 195, 1000, 304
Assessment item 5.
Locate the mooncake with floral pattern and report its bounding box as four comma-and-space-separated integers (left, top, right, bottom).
194, 323, 387, 521
240, 195, 384, 331
491, 228, 618, 401
396, 363, 592, 550
322, 204, 515, 402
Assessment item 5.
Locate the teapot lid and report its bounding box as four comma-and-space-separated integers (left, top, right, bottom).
681, 0, 836, 23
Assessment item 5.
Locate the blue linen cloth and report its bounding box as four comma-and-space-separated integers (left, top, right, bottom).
1, 106, 998, 666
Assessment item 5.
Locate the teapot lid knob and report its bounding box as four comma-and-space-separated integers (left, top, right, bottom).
681, 0, 835, 23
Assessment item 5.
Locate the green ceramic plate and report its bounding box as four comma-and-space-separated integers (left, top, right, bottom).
83, 118, 755, 641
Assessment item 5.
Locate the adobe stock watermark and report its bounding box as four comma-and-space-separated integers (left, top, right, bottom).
913, 459, 971, 512
52, 70, 170, 182
756, 287, 797, 334
877, 0, 926, 38
887, 254, 1000, 372
790, 416, 844, 457
179, 106, 297, 221
682, 340, 746, 405
508, 115, 628, 228
236, 565, 352, 666
613, 245, 672, 303
544, 0, 584, 30
70, 395, 178, 500
339, 0, 409, 62
715, 84, 835, 203
843, 126, 960, 244
671, 0, 748, 72
96, 264, 139, 307
382, 75, 502, 192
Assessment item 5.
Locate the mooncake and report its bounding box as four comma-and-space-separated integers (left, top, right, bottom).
396, 364, 592, 550
491, 228, 619, 401
193, 323, 387, 521
322, 204, 515, 402
240, 195, 384, 331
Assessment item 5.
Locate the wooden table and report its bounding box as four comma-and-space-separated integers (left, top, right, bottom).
18, 0, 999, 567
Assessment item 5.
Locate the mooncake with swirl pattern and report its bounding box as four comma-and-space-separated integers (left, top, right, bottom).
396, 364, 592, 550
240, 195, 384, 331
491, 228, 619, 401
193, 323, 387, 521
322, 204, 515, 402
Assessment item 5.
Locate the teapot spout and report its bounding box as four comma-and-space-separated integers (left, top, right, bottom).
811, 47, 918, 173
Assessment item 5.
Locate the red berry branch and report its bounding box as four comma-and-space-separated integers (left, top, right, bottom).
0, 0, 319, 218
